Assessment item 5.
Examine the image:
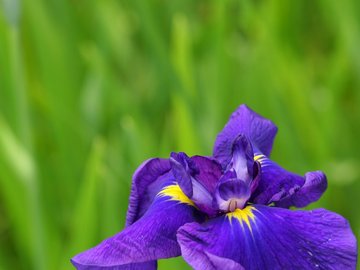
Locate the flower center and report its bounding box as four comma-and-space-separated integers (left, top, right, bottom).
228, 199, 238, 212
226, 197, 249, 212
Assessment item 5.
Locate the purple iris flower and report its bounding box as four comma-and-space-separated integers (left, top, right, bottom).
71, 105, 358, 270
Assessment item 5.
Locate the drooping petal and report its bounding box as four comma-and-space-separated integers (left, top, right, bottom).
205, 253, 244, 270
71, 261, 157, 270
276, 170, 328, 208
213, 105, 278, 167
251, 154, 327, 208
72, 183, 204, 269
176, 248, 244, 270
126, 158, 171, 226
178, 205, 357, 270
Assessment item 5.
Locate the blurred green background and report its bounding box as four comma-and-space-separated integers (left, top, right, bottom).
0, 0, 359, 269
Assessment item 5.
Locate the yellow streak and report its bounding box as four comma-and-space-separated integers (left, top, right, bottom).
227, 206, 256, 231
254, 154, 265, 162
157, 184, 195, 207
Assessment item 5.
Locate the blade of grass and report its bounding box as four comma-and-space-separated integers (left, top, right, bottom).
63, 137, 106, 269
0, 115, 46, 270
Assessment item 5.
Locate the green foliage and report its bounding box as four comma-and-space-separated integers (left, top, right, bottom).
0, 0, 359, 269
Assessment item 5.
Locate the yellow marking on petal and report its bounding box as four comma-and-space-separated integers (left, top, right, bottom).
157, 184, 196, 207
254, 154, 265, 163
227, 206, 256, 231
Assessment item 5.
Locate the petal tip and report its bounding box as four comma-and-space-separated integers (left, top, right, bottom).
213, 104, 278, 167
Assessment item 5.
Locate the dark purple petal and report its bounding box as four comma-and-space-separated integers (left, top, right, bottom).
251, 155, 327, 208
188, 179, 216, 217
170, 152, 194, 197
190, 156, 222, 194
190, 156, 223, 216
249, 161, 261, 193
170, 153, 222, 216
275, 171, 328, 208
126, 158, 171, 226
251, 156, 303, 204
177, 205, 357, 270
72, 185, 204, 269
170, 153, 223, 197
213, 105, 278, 167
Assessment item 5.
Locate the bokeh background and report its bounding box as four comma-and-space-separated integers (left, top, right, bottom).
0, 0, 359, 269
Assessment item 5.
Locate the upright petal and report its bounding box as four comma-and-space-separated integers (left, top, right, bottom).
190, 155, 223, 216
214, 136, 260, 211
72, 182, 204, 269
178, 205, 357, 270
190, 156, 223, 194
170, 153, 223, 195
170, 152, 196, 198
251, 154, 327, 208
126, 158, 171, 226
170, 153, 222, 216
231, 134, 255, 181
213, 105, 277, 167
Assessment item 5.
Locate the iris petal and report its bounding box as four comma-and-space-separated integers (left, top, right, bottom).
71, 261, 157, 270
190, 155, 222, 194
126, 158, 171, 226
170, 153, 222, 216
213, 104, 278, 168
72, 187, 203, 269
215, 177, 251, 211
214, 135, 260, 211
177, 205, 357, 270
176, 248, 244, 270
170, 152, 195, 198
251, 155, 327, 208
231, 135, 255, 180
